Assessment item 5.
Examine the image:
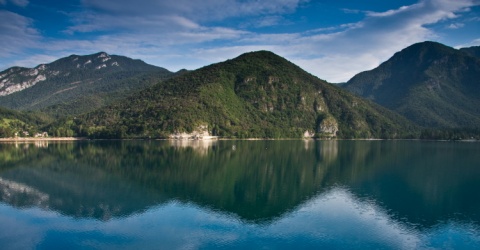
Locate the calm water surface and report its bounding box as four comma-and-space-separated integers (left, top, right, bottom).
0, 140, 479, 249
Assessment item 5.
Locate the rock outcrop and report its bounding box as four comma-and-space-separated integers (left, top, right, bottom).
169, 124, 218, 140
318, 116, 338, 137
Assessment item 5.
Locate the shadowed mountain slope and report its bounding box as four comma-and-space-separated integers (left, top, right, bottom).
343, 41, 480, 128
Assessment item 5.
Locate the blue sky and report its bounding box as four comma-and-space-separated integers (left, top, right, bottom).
1, 0, 479, 82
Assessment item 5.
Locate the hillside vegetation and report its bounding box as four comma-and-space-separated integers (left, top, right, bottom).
49, 51, 417, 139
0, 107, 49, 137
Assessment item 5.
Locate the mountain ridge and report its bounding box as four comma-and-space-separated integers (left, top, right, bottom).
342, 41, 480, 128
0, 52, 175, 117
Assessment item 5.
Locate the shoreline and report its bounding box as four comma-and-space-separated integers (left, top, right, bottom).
0, 137, 477, 142
0, 137, 87, 142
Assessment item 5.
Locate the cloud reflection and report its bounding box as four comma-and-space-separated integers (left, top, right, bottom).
2, 186, 479, 249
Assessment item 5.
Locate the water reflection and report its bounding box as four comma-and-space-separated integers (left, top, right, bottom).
0, 140, 479, 248
169, 139, 218, 156
0, 177, 49, 207
1, 186, 479, 249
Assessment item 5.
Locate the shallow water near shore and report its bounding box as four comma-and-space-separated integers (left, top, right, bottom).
0, 140, 479, 249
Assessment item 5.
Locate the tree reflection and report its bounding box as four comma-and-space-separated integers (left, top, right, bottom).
0, 140, 479, 227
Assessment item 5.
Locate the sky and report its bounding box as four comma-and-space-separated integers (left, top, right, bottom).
1, 0, 480, 83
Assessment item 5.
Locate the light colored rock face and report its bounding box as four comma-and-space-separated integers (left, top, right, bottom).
169, 124, 218, 140
303, 130, 315, 138
95, 64, 107, 70
0, 66, 48, 96
0, 52, 121, 96
318, 116, 338, 137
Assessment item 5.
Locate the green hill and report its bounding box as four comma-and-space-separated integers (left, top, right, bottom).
50, 51, 417, 139
343, 41, 480, 128
0, 107, 49, 137
0, 52, 176, 117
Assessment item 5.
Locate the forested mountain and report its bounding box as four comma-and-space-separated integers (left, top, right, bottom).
0, 52, 175, 117
342, 41, 480, 128
50, 51, 417, 139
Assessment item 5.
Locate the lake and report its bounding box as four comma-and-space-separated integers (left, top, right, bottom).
0, 140, 479, 249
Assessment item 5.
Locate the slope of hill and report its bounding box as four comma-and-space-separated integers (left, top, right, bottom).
0, 107, 49, 137
50, 51, 417, 139
343, 41, 480, 128
0, 52, 175, 117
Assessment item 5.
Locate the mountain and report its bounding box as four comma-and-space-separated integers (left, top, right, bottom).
342, 41, 480, 128
460, 46, 480, 59
0, 52, 175, 117
51, 51, 417, 139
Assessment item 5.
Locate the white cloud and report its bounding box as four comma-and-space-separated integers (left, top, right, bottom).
188, 0, 478, 82
81, 0, 305, 21
139, 0, 480, 82
446, 22, 465, 29
283, 0, 480, 82
73, 0, 306, 33
0, 10, 40, 69
365, 6, 411, 17
11, 54, 61, 68
63, 0, 308, 41
0, 11, 39, 54
455, 38, 480, 48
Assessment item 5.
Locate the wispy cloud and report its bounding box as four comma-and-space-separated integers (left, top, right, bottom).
446, 22, 465, 29
184, 0, 480, 82
11, 54, 64, 68
67, 0, 480, 82
455, 38, 480, 48
245, 15, 289, 28
0, 0, 29, 7
284, 0, 480, 82
84, 0, 305, 19
0, 10, 39, 58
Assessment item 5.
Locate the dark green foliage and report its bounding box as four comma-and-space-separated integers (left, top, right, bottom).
50, 51, 418, 139
420, 128, 480, 140
0, 107, 49, 137
343, 41, 480, 129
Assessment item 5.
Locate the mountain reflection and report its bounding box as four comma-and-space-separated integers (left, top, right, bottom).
0, 140, 479, 228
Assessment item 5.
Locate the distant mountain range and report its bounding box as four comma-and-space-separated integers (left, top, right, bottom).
342, 41, 480, 128
0, 52, 176, 117
1, 41, 479, 139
